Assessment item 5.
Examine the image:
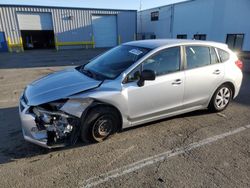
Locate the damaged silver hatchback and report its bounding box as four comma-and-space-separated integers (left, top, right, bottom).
19, 39, 243, 148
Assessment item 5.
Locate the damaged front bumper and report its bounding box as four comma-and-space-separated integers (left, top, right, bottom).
19, 96, 80, 149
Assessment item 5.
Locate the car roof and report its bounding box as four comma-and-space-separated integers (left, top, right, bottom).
124, 39, 228, 49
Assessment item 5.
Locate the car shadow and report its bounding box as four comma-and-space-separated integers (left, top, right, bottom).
0, 106, 209, 165
0, 106, 92, 164
0, 104, 248, 165
122, 109, 210, 133
234, 72, 250, 106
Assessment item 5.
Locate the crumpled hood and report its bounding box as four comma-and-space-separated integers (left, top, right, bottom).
24, 68, 102, 106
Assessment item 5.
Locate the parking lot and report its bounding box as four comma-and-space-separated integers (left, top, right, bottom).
0, 49, 249, 188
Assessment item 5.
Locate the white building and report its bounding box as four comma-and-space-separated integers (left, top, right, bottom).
137, 0, 250, 51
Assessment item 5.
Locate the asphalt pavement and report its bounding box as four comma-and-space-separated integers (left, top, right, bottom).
0, 49, 249, 188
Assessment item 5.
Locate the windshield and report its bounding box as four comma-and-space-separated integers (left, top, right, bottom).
81, 45, 150, 80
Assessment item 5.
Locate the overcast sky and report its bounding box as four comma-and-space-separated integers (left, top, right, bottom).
0, 0, 187, 10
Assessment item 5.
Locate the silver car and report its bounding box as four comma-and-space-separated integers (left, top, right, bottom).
19, 39, 243, 148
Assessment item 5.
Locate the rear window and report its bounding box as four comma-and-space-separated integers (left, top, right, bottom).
217, 49, 230, 62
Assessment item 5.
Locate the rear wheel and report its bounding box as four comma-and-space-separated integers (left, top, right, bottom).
209, 84, 232, 112
80, 106, 119, 143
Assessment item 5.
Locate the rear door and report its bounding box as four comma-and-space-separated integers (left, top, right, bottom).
183, 45, 225, 108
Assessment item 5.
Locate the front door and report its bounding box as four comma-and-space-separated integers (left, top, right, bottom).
122, 46, 184, 124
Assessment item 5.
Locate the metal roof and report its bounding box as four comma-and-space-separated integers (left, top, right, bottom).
125, 39, 228, 49
139, 0, 195, 12
0, 4, 137, 12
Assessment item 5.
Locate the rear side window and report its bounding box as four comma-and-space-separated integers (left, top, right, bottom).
217, 48, 230, 62
185, 46, 211, 69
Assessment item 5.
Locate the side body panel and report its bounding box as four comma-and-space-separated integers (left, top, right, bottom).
122, 71, 184, 124
183, 63, 225, 108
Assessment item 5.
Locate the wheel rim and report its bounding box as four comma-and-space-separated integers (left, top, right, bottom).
215, 87, 231, 109
92, 115, 113, 141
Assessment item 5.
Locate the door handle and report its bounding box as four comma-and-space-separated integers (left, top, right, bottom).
213, 70, 221, 75
172, 79, 182, 85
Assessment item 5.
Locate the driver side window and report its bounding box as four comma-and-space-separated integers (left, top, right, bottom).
143, 47, 180, 76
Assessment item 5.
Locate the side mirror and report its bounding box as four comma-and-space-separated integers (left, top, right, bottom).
137, 70, 156, 87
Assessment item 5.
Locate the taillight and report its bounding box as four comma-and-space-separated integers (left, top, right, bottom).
235, 60, 243, 70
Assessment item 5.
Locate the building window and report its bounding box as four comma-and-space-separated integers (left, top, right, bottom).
177, 34, 187, 39
150, 34, 156, 39
193, 34, 206, 40
226, 34, 244, 51
151, 11, 159, 21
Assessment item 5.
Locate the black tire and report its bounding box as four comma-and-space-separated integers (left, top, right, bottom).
80, 106, 119, 143
209, 84, 233, 112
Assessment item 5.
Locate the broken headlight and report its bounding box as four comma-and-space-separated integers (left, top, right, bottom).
32, 99, 80, 146
39, 99, 68, 111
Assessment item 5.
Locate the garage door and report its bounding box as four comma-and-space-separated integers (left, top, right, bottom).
92, 15, 117, 47
17, 12, 53, 30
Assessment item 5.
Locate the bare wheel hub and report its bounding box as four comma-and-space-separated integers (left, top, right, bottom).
92, 115, 113, 140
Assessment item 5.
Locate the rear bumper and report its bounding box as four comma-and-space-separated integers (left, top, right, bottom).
233, 71, 243, 99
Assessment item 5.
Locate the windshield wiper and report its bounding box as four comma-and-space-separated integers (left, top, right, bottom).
79, 66, 108, 80
80, 67, 96, 78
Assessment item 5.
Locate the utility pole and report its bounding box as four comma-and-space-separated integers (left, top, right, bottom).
139, 0, 142, 34
170, 5, 174, 38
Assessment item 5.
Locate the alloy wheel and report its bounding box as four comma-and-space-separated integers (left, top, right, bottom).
215, 87, 231, 110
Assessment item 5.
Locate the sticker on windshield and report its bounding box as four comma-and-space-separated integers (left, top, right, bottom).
129, 49, 143, 56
